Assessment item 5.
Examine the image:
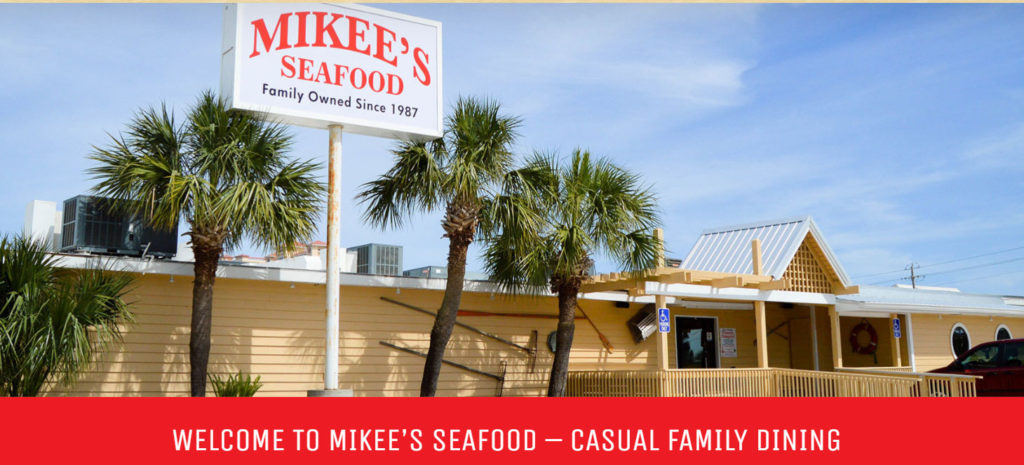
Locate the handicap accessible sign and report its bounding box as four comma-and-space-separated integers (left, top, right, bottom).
658, 308, 671, 333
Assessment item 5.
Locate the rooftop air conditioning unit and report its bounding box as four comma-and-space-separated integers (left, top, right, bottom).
351, 243, 403, 276
60, 195, 178, 258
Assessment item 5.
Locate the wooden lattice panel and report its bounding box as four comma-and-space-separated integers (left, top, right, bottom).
781, 240, 836, 293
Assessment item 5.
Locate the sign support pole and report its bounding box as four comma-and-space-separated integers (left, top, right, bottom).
325, 124, 343, 391
310, 124, 350, 396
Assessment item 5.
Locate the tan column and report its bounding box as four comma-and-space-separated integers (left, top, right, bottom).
751, 239, 768, 368
829, 306, 843, 369
654, 228, 670, 371
890, 313, 902, 367
755, 301, 768, 368
656, 295, 670, 371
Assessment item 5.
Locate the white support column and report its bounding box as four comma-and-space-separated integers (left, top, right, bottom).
905, 313, 917, 372
324, 124, 343, 391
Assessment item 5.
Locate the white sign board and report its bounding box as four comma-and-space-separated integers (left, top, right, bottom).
221, 3, 442, 139
720, 328, 737, 358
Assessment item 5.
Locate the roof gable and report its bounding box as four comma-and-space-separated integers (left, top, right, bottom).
680, 216, 852, 288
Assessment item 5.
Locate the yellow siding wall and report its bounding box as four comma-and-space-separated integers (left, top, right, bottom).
47, 275, 656, 397
909, 314, 1024, 372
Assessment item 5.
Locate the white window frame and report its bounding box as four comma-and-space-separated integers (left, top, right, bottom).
995, 324, 1013, 341
950, 322, 971, 358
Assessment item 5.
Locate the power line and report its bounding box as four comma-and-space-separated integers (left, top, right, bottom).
931, 269, 1024, 287
868, 256, 1024, 284
918, 256, 1024, 279
853, 244, 1024, 280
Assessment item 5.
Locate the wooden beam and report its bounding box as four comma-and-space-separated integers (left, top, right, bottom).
751, 239, 763, 276
755, 300, 768, 368
656, 271, 692, 284
833, 285, 860, 295
580, 280, 637, 294
710, 276, 744, 288
829, 306, 843, 369
654, 228, 665, 268
755, 279, 790, 291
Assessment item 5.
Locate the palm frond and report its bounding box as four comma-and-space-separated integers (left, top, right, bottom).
356, 139, 446, 230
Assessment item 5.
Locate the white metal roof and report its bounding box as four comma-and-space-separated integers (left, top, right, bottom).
679, 215, 852, 287
838, 285, 1024, 316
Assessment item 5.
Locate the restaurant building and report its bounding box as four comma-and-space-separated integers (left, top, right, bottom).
37, 214, 1024, 397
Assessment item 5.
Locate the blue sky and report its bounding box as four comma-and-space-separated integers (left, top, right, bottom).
1, 3, 1022, 295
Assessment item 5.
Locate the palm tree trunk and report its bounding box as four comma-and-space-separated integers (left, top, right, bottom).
548, 284, 578, 397
419, 235, 471, 397
189, 243, 220, 397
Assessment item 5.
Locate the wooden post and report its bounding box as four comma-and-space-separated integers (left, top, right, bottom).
810, 306, 820, 371
829, 306, 843, 369
890, 313, 902, 367
654, 228, 670, 372
656, 294, 670, 372
755, 301, 768, 368
751, 239, 763, 275
752, 239, 768, 368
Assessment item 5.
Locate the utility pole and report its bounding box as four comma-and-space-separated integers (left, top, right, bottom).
904, 263, 925, 288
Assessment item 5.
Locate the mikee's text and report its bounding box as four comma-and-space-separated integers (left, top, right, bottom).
247, 10, 433, 96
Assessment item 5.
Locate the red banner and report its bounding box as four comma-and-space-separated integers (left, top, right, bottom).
1, 397, 1012, 463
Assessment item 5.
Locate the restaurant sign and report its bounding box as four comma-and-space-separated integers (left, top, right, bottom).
220, 3, 442, 139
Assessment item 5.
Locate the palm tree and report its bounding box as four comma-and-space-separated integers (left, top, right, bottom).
88, 90, 324, 396
357, 96, 521, 397
0, 236, 134, 396
483, 149, 660, 397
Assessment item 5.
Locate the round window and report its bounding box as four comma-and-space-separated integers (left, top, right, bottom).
996, 325, 1012, 341
951, 323, 971, 357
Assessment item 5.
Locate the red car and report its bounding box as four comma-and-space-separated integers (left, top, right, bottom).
930, 338, 1024, 396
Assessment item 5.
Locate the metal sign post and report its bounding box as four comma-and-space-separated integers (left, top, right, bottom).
325, 124, 343, 391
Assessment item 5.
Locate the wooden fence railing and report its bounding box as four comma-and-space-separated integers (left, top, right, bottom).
566, 368, 977, 397
838, 366, 915, 373
835, 368, 979, 397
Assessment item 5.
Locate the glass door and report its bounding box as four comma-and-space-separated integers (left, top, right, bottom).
675, 316, 718, 368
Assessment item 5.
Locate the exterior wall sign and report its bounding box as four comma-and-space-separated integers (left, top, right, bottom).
720, 328, 737, 358
220, 3, 442, 139
892, 318, 902, 339
658, 308, 671, 333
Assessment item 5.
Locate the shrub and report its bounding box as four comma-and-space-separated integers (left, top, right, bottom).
209, 371, 263, 397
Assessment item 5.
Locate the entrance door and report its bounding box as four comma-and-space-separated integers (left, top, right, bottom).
675, 316, 718, 368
